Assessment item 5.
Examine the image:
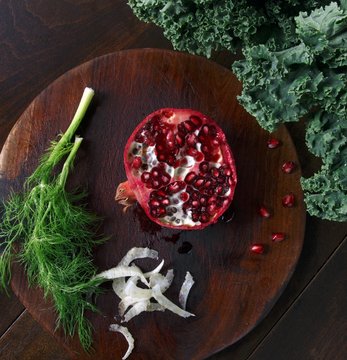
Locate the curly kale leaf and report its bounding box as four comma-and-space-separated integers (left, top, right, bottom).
234, 2, 347, 221
128, 0, 327, 57
234, 2, 347, 130
302, 111, 347, 221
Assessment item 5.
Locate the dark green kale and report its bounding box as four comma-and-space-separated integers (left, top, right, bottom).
234, 2, 347, 221
128, 0, 328, 57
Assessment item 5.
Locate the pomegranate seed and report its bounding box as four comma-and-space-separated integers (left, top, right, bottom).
168, 181, 185, 194
204, 180, 212, 188
149, 199, 160, 208
259, 205, 271, 218
186, 133, 197, 146
190, 115, 202, 127
183, 120, 195, 132
272, 232, 286, 242
158, 154, 166, 161
151, 180, 160, 189
185, 172, 197, 184
151, 168, 159, 177
267, 138, 280, 149
175, 133, 185, 146
192, 212, 200, 222
200, 213, 209, 223
192, 200, 199, 208
132, 156, 142, 169
161, 174, 171, 185
282, 193, 295, 207
207, 204, 217, 214
209, 139, 218, 148
220, 166, 231, 176
195, 152, 204, 162
141, 172, 151, 183
251, 244, 265, 254
200, 196, 207, 205
216, 185, 223, 194
199, 161, 209, 173
282, 161, 296, 174
163, 110, 173, 118
201, 125, 209, 135
161, 199, 170, 206
180, 192, 189, 202
194, 178, 205, 188
201, 145, 209, 154
208, 196, 217, 204
157, 190, 166, 198
211, 167, 220, 178
187, 147, 198, 157
158, 206, 166, 216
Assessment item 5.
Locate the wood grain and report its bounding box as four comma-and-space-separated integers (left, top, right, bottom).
0, 49, 305, 359
248, 237, 347, 360
0, 310, 68, 360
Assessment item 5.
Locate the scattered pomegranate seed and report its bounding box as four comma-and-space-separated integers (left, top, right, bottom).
259, 205, 271, 218
272, 232, 286, 242
282, 193, 295, 207
282, 161, 296, 174
267, 138, 280, 149
250, 244, 265, 254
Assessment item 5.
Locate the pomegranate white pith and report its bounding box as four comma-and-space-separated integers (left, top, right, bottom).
116, 108, 237, 230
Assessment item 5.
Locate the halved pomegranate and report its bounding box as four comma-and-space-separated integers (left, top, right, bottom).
116, 108, 237, 230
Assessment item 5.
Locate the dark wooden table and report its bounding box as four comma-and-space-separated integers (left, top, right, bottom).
0, 1, 346, 359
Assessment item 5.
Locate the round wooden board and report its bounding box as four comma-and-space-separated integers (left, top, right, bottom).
0, 49, 305, 360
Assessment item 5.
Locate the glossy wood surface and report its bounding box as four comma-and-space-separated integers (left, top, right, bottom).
0, 1, 346, 360
0, 49, 305, 359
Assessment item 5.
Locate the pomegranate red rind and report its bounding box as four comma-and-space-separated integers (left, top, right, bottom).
117, 108, 237, 230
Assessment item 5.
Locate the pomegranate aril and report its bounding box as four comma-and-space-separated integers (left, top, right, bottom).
195, 152, 204, 162
200, 196, 207, 205
157, 190, 166, 198
216, 186, 223, 194
207, 204, 217, 215
201, 125, 209, 135
272, 232, 286, 242
267, 138, 280, 149
175, 133, 185, 146
251, 244, 265, 254
210, 167, 220, 178
161, 199, 170, 206
211, 139, 219, 148
192, 200, 199, 208
208, 195, 217, 204
187, 147, 198, 157
161, 173, 171, 185
151, 180, 160, 189
282, 161, 296, 174
180, 192, 189, 202
192, 212, 200, 222
158, 154, 166, 161
200, 213, 209, 223
183, 120, 196, 132
186, 133, 197, 146
149, 199, 160, 208
199, 161, 209, 173
158, 206, 166, 216
167, 181, 185, 194
163, 110, 173, 118
178, 123, 188, 135
132, 156, 142, 169
141, 172, 151, 183
220, 166, 232, 176
259, 206, 271, 218
194, 178, 205, 188
282, 193, 295, 207
201, 145, 209, 154
190, 115, 202, 127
